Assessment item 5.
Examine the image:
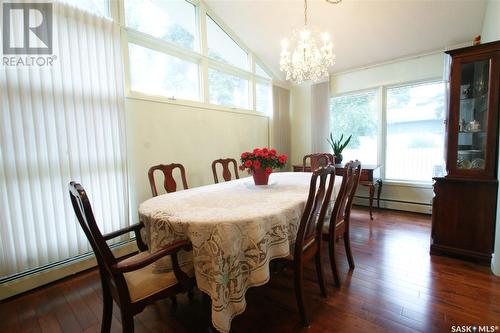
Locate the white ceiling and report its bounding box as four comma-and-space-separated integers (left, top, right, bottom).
204, 0, 487, 80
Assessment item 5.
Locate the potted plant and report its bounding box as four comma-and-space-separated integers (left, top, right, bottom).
326, 132, 352, 164
239, 148, 288, 185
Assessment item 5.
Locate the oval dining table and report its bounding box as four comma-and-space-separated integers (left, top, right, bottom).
138, 171, 342, 333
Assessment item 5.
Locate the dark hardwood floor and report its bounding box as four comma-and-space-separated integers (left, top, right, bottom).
1, 207, 499, 333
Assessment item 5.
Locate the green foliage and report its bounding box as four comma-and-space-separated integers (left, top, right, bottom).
327, 133, 352, 156
330, 93, 377, 149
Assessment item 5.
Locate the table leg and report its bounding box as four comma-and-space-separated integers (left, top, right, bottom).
376, 179, 383, 209
368, 184, 375, 220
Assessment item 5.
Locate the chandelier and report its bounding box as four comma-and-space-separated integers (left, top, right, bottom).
280, 0, 341, 84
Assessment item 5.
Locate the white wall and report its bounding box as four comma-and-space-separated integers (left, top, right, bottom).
330, 53, 444, 95
126, 98, 269, 223
481, 0, 500, 276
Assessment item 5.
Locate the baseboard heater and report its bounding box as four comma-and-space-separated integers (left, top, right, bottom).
354, 195, 432, 207
0, 238, 134, 285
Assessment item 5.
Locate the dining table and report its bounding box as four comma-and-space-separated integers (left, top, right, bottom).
138, 171, 342, 332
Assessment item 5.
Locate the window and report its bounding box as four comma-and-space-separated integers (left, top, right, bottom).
330, 91, 378, 164
206, 15, 248, 70
386, 82, 445, 182
128, 43, 200, 101
256, 63, 271, 79
208, 68, 248, 109
124, 0, 198, 51
256, 81, 272, 114
121, 0, 273, 113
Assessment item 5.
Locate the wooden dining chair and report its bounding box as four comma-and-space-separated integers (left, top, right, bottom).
148, 163, 188, 196
68, 181, 195, 333
322, 160, 361, 287
278, 165, 336, 327
211, 158, 239, 183
302, 153, 334, 172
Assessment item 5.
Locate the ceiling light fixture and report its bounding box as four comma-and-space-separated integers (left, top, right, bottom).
280, 0, 341, 84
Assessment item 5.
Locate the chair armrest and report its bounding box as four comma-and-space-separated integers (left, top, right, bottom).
112, 240, 192, 274
103, 222, 148, 252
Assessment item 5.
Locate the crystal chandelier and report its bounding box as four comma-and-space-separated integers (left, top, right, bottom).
280, 0, 341, 84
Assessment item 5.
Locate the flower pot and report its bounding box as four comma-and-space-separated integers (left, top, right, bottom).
334, 154, 343, 164
252, 168, 270, 185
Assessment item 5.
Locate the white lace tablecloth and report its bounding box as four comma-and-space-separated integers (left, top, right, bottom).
138, 172, 341, 332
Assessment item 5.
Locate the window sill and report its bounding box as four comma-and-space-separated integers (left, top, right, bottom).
126, 91, 269, 118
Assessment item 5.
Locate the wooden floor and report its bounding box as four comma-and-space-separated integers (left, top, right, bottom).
1, 207, 499, 333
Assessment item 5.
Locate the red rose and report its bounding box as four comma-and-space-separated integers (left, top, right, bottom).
278, 154, 287, 164
262, 147, 269, 154
270, 149, 277, 156
244, 160, 252, 167
241, 152, 248, 159
253, 148, 260, 154
253, 160, 261, 169
265, 167, 273, 175
239, 165, 246, 171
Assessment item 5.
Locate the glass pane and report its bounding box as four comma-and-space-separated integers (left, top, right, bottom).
128, 43, 200, 101
456, 60, 489, 171
206, 15, 248, 69
125, 0, 197, 50
256, 63, 271, 79
330, 91, 378, 165
208, 68, 248, 108
256, 82, 272, 114
386, 82, 445, 182
61, 0, 109, 16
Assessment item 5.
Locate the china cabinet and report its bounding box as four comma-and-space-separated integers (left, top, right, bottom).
431, 41, 500, 264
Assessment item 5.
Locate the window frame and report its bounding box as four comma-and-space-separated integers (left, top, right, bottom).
330, 78, 444, 186
114, 0, 273, 117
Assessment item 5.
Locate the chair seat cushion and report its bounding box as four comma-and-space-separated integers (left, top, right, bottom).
121, 251, 194, 302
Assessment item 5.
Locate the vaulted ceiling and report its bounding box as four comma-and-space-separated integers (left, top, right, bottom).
205, 0, 487, 79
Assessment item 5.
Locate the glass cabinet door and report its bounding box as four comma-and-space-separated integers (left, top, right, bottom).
455, 59, 489, 172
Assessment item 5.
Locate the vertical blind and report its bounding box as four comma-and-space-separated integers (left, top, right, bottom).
0, 3, 128, 278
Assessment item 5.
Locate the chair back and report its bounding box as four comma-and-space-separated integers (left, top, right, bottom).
212, 158, 239, 183
329, 160, 362, 231
303, 153, 334, 172
148, 163, 189, 196
295, 165, 336, 257
68, 182, 117, 272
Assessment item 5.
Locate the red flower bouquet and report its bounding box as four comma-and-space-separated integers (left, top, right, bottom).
239, 148, 288, 185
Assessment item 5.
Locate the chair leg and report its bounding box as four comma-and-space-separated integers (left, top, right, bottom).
170, 296, 178, 313
120, 312, 134, 333
293, 264, 309, 327
314, 250, 327, 298
101, 288, 113, 333
328, 238, 341, 288
344, 231, 355, 269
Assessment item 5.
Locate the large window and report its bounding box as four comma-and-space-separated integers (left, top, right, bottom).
128, 43, 200, 101
206, 15, 248, 70
122, 1, 272, 112
208, 68, 248, 108
124, 0, 197, 50
386, 82, 445, 182
330, 90, 378, 164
